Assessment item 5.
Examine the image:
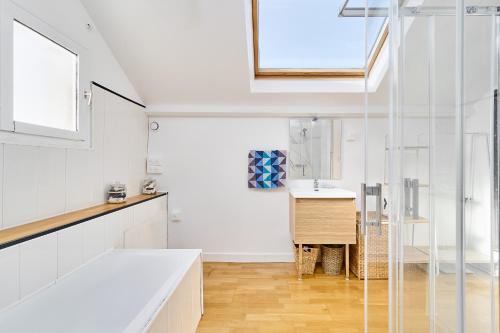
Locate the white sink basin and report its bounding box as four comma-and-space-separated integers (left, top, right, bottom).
289, 188, 357, 199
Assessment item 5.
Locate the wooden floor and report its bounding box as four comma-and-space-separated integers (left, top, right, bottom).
196, 263, 388, 333
197, 262, 498, 333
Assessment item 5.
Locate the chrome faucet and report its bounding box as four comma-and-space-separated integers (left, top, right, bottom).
313, 179, 319, 191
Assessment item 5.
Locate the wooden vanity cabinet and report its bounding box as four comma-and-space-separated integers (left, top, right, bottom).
289, 194, 357, 279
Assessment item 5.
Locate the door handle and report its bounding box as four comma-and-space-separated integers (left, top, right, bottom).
360, 183, 383, 235
494, 89, 499, 249
361, 183, 367, 235
84, 89, 93, 106
375, 183, 382, 235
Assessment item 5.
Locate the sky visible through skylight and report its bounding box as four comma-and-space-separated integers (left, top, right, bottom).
258, 0, 386, 70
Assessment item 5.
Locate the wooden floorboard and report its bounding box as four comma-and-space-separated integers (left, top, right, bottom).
197, 262, 388, 333
197, 262, 498, 333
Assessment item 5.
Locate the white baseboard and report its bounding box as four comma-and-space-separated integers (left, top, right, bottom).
202, 252, 294, 263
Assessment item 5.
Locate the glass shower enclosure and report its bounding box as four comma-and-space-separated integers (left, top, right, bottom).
389, 0, 500, 331
387, 0, 500, 331
343, 0, 500, 331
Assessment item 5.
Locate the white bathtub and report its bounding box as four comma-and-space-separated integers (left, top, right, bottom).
0, 249, 203, 333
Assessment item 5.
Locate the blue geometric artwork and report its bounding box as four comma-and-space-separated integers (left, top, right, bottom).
248, 150, 287, 189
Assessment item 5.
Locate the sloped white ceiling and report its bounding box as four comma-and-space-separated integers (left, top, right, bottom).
81, 0, 391, 109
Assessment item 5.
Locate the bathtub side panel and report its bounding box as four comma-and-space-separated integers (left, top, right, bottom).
147, 254, 202, 333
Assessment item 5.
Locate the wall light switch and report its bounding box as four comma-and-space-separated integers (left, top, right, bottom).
147, 157, 163, 174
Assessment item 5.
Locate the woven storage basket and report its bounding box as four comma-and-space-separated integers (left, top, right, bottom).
294, 245, 319, 275
350, 212, 389, 280
321, 245, 344, 275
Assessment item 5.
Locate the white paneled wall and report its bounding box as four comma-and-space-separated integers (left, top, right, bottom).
105, 208, 134, 249
126, 198, 165, 249
19, 234, 58, 298
0, 245, 19, 310
0, 86, 148, 229
0, 195, 167, 312
83, 217, 109, 261
57, 224, 84, 277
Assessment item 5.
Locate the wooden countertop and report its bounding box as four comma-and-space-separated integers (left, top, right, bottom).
289, 188, 357, 199
0, 193, 167, 249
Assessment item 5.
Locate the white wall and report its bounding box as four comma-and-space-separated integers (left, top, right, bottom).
148, 116, 390, 262
0, 86, 147, 229
148, 118, 290, 262
0, 0, 147, 229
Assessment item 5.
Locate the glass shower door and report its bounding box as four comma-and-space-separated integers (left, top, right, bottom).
360, 1, 391, 331
344, 0, 499, 330
462, 8, 499, 331
341, 1, 394, 330
389, 0, 500, 331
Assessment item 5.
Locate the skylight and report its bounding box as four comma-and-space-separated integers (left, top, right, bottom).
253, 0, 387, 77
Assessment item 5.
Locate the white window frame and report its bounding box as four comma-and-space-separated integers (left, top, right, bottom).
0, 0, 91, 147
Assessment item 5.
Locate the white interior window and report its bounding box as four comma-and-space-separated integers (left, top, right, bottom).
13, 21, 78, 132
0, 1, 90, 146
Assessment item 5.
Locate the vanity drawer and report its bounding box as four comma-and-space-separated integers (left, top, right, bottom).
290, 198, 356, 244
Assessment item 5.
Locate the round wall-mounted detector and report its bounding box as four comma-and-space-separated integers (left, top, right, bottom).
150, 121, 160, 131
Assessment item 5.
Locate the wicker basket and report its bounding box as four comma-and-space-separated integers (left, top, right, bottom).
350, 212, 389, 280
321, 245, 344, 275
294, 245, 319, 275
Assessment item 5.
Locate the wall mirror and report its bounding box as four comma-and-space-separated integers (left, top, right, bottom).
289, 118, 342, 180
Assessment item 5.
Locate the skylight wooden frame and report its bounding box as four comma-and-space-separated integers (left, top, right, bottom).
251, 0, 388, 79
